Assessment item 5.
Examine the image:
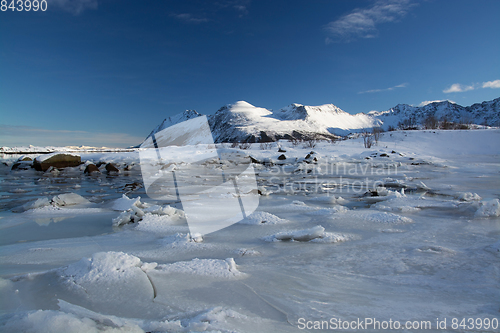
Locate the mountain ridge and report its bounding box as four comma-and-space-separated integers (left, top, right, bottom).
142, 98, 500, 144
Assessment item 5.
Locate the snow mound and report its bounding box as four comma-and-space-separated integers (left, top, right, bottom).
134, 213, 188, 234
264, 200, 318, 213
59, 251, 144, 284
238, 211, 290, 225
151, 258, 246, 279
264, 225, 354, 243
306, 205, 348, 215
474, 199, 500, 217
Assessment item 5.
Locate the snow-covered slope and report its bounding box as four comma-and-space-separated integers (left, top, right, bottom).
143, 98, 500, 144
146, 101, 381, 144
144, 110, 202, 142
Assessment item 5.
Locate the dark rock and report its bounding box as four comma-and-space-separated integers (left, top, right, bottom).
33, 153, 81, 172
278, 148, 286, 153
305, 154, 311, 159
249, 156, 261, 164
11, 161, 32, 171
380, 153, 389, 157
18, 156, 32, 161
105, 163, 120, 173
391, 150, 397, 154
124, 182, 142, 192
277, 154, 286, 160
259, 131, 274, 143
84, 164, 100, 174
124, 164, 135, 171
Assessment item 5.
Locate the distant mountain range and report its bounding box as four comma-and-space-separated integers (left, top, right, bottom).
143, 98, 500, 144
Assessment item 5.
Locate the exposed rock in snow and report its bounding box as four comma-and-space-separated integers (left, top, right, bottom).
33, 153, 81, 172
83, 163, 100, 174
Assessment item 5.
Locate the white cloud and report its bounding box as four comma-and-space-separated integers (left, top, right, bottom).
358, 82, 408, 94
325, 0, 415, 43
0, 125, 145, 148
482, 79, 500, 89
216, 0, 251, 15
418, 100, 455, 107
47, 0, 98, 15
443, 83, 475, 93
172, 13, 210, 24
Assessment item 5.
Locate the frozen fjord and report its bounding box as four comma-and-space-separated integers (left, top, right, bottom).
0, 129, 499, 332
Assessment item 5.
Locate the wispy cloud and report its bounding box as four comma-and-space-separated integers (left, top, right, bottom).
358, 82, 408, 94
47, 0, 98, 15
443, 79, 500, 93
0, 125, 144, 148
443, 83, 475, 93
482, 79, 500, 89
172, 13, 210, 24
418, 100, 455, 107
325, 0, 415, 43
216, 0, 251, 15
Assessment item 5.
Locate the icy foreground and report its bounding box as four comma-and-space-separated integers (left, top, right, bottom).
0, 129, 499, 332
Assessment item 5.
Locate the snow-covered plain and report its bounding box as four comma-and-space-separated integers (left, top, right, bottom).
0, 129, 499, 332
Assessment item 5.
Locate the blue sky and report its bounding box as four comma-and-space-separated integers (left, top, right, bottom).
1, 0, 499, 147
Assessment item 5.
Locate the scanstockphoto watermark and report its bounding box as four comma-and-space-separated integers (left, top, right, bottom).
265, 159, 399, 195
297, 317, 499, 331
268, 159, 400, 178
267, 176, 388, 195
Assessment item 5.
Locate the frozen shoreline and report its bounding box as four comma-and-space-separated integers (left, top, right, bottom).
1, 129, 499, 333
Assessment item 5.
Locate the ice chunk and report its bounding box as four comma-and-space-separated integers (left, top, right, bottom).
21, 197, 51, 211
265, 225, 326, 242
112, 211, 132, 227
112, 194, 143, 211
51, 193, 90, 207
365, 212, 413, 224
152, 258, 246, 279
475, 199, 500, 217
309, 232, 354, 243
134, 213, 188, 234
457, 192, 482, 201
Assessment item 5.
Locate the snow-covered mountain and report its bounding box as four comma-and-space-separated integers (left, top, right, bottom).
371, 98, 500, 130
142, 98, 499, 144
